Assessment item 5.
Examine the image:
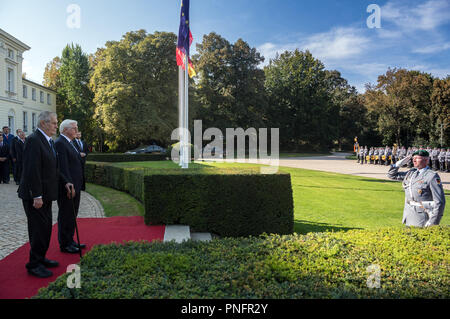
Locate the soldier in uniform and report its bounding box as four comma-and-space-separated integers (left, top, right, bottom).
369, 147, 374, 164
374, 147, 379, 165
387, 150, 446, 227
430, 147, 439, 171
379, 147, 385, 165
438, 148, 446, 172
358, 147, 364, 164
406, 147, 413, 168
364, 146, 368, 164
385, 146, 392, 166
446, 148, 450, 172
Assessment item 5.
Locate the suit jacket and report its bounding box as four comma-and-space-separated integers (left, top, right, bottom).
74, 139, 89, 164
14, 138, 25, 162
18, 129, 66, 201
2, 133, 14, 147
55, 135, 84, 194
0, 142, 9, 158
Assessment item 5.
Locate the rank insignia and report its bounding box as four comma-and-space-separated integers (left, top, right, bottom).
436, 179, 441, 185
418, 189, 423, 195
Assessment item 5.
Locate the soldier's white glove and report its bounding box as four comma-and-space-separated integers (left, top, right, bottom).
395, 155, 411, 167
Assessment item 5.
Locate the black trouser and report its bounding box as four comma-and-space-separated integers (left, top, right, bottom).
57, 192, 81, 248
0, 159, 9, 182
11, 159, 16, 182
23, 199, 53, 269
15, 161, 22, 184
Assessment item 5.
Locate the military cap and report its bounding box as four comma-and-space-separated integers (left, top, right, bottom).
412, 150, 429, 157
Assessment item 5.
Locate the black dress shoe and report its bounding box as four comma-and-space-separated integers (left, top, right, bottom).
60, 245, 81, 254
42, 259, 59, 268
27, 264, 53, 278
72, 242, 86, 249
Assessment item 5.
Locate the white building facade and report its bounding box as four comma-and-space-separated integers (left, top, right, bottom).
0, 28, 56, 135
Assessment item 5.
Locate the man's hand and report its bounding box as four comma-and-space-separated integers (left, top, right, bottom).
0, 157, 6, 162
395, 155, 411, 167
33, 198, 43, 209
80, 152, 86, 158
65, 183, 76, 199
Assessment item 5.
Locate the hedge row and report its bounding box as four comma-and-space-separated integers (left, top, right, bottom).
34, 226, 450, 299
87, 153, 167, 162
85, 162, 294, 237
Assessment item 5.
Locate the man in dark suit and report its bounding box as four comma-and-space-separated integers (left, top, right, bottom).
55, 120, 86, 254
74, 131, 88, 190
0, 135, 10, 183
13, 130, 26, 185
10, 129, 24, 185
2, 126, 14, 183
18, 111, 74, 278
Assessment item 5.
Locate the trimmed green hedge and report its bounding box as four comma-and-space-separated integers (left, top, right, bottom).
34, 227, 450, 299
85, 162, 294, 237
87, 153, 167, 162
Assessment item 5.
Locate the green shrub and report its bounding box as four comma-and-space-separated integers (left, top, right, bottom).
85, 162, 294, 237
34, 226, 450, 299
87, 153, 167, 162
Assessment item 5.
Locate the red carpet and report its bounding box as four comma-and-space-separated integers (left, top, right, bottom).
0, 216, 165, 299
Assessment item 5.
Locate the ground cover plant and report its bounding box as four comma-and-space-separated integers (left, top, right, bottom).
35, 226, 449, 299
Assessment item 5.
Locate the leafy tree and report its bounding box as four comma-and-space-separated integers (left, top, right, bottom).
364, 68, 433, 146
325, 70, 374, 150
430, 76, 450, 146
193, 33, 267, 132
264, 49, 335, 151
90, 30, 179, 151
58, 44, 95, 143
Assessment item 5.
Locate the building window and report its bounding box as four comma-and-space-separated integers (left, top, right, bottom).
32, 88, 36, 101
23, 85, 28, 98
8, 49, 14, 60
23, 112, 28, 132
40, 91, 44, 103
32, 113, 37, 131
47, 93, 51, 105
7, 69, 14, 92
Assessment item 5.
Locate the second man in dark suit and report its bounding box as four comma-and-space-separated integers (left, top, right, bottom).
55, 120, 86, 254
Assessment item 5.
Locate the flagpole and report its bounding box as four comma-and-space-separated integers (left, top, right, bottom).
182, 54, 189, 169
178, 65, 185, 167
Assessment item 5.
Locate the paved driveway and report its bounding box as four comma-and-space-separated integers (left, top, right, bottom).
276, 153, 450, 190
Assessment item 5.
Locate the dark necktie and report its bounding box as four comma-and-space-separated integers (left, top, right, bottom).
49, 139, 57, 158
71, 140, 80, 153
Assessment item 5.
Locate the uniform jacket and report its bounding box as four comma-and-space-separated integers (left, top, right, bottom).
388, 165, 446, 227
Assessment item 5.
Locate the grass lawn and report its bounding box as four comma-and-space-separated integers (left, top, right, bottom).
90, 160, 450, 234
85, 183, 144, 217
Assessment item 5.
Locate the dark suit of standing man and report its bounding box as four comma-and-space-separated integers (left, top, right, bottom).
10, 129, 24, 185
74, 132, 88, 190
13, 131, 26, 185
55, 120, 86, 254
0, 135, 10, 183
2, 126, 14, 183
18, 111, 73, 278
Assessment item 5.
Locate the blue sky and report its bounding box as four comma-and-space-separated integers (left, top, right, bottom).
1, 0, 449, 93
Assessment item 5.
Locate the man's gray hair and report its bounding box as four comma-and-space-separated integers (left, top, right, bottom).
59, 119, 78, 133
37, 111, 57, 129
